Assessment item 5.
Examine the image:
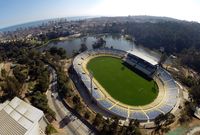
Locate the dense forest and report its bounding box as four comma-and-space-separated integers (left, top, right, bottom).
90, 21, 200, 53
0, 41, 57, 122
87, 19, 200, 72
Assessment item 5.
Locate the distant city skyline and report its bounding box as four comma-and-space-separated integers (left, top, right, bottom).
1, 0, 200, 29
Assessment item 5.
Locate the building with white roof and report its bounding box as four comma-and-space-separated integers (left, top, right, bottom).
127, 50, 158, 66
0, 97, 48, 135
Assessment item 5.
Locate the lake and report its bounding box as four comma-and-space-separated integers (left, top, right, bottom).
42, 35, 161, 61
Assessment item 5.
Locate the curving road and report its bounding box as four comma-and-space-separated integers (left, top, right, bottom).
47, 66, 95, 135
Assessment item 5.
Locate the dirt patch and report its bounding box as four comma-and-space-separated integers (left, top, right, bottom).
51, 120, 67, 135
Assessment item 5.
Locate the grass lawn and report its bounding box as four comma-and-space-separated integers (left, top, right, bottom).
87, 56, 158, 106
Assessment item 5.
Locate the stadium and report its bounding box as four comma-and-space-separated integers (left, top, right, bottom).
73, 48, 180, 122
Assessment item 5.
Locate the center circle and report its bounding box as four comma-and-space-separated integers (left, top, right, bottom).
87, 56, 159, 106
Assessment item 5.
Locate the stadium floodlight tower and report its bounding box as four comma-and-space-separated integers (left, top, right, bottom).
131, 37, 136, 51
89, 71, 93, 100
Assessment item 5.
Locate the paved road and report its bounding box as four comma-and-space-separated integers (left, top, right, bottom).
47, 66, 94, 135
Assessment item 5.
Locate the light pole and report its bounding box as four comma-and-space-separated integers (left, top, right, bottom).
89, 71, 93, 101
131, 37, 136, 51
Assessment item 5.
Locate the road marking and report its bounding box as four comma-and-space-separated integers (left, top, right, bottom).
108, 102, 119, 110
139, 106, 149, 121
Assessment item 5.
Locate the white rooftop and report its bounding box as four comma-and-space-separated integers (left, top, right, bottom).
0, 97, 44, 135
127, 50, 158, 66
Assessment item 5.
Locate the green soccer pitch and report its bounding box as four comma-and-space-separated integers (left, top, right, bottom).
87, 56, 158, 106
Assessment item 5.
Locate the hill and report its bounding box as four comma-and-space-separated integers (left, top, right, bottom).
87, 16, 200, 54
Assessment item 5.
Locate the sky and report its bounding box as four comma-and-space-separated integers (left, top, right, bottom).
0, 0, 200, 28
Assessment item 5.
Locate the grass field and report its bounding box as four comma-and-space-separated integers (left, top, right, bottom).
87, 56, 158, 106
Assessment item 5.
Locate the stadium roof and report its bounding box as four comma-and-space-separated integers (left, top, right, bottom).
127, 50, 158, 66
0, 97, 44, 135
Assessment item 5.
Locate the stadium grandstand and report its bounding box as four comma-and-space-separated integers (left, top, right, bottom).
73, 48, 180, 122
123, 50, 158, 77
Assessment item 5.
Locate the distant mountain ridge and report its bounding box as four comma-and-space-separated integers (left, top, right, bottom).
87, 15, 191, 24
1, 15, 199, 32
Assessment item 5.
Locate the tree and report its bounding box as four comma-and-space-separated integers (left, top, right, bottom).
79, 43, 88, 52
2, 76, 22, 98
125, 119, 141, 135
154, 113, 175, 134
190, 85, 200, 105
1, 69, 6, 78
178, 101, 193, 125
56, 68, 71, 98
180, 49, 200, 73
13, 66, 28, 83
31, 91, 48, 110
164, 113, 175, 126
109, 116, 119, 134
84, 111, 91, 119
31, 91, 55, 121
48, 47, 67, 59
92, 38, 106, 49
46, 124, 57, 135
158, 52, 168, 66
180, 75, 197, 88
72, 50, 79, 57
133, 119, 140, 127
33, 68, 49, 93
0, 55, 2, 62
93, 113, 104, 127
72, 95, 80, 104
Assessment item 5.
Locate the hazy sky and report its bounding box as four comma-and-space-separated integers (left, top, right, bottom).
0, 0, 200, 28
